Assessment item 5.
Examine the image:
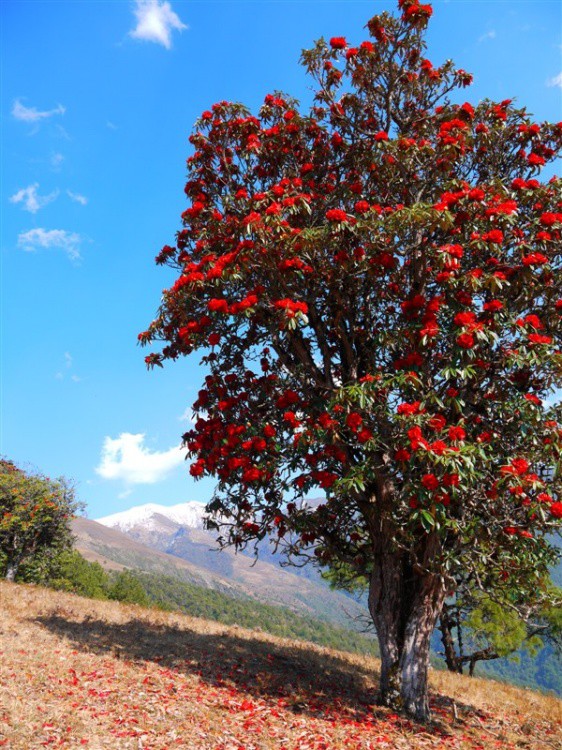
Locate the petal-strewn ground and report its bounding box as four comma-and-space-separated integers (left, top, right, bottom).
0, 583, 560, 749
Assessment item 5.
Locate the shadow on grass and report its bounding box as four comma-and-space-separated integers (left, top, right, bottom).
33, 611, 479, 727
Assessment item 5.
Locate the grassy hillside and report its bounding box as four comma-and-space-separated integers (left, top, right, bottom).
1, 582, 561, 749
136, 571, 376, 655
72, 517, 367, 629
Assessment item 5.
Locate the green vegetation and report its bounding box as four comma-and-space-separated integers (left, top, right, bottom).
46, 550, 377, 655
0, 459, 81, 582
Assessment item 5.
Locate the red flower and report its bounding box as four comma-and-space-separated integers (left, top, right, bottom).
208, 298, 229, 313
448, 426, 466, 442
483, 299, 503, 312
243, 467, 262, 483
354, 200, 370, 214
274, 298, 309, 316
540, 212, 562, 226
315, 470, 338, 488
550, 502, 562, 519
454, 311, 476, 327
522, 253, 548, 266
357, 427, 373, 443
189, 460, 205, 477
428, 415, 447, 431
326, 208, 348, 222
456, 332, 475, 349
374, 131, 389, 142
443, 473, 459, 487
468, 188, 485, 201
509, 458, 530, 476
397, 401, 422, 416
482, 230, 504, 244
421, 473, 439, 491
208, 333, 220, 346
330, 36, 347, 49
346, 412, 363, 431
430, 440, 447, 456
537, 493, 552, 504
528, 333, 552, 345
395, 448, 411, 462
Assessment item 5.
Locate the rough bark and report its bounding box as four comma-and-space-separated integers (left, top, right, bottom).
368, 532, 447, 721
368, 543, 404, 707
400, 575, 446, 720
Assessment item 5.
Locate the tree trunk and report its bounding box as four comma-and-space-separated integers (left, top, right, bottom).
368, 544, 404, 708
5, 562, 18, 582
439, 605, 463, 673
400, 575, 446, 720
368, 534, 446, 722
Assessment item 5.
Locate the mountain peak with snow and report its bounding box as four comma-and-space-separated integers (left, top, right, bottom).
96, 501, 208, 532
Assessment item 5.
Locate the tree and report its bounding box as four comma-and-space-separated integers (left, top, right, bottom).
107, 570, 150, 607
47, 550, 110, 599
437, 569, 562, 677
0, 459, 80, 582
141, 0, 562, 720
323, 545, 562, 678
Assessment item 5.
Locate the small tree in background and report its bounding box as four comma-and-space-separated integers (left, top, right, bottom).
0, 459, 80, 582
142, 0, 562, 720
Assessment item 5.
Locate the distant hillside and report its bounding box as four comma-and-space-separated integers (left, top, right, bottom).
1, 582, 560, 750
72, 516, 367, 630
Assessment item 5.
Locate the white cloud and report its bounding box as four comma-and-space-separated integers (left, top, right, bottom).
12, 99, 66, 122
67, 190, 88, 206
55, 352, 82, 381
478, 30, 496, 43
547, 72, 562, 89
17, 228, 82, 261
129, 0, 187, 49
96, 433, 184, 484
10, 183, 58, 214
50, 152, 64, 169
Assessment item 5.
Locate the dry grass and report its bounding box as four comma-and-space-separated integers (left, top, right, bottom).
0, 582, 560, 750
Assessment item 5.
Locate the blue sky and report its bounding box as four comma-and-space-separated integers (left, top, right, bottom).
2, 0, 561, 519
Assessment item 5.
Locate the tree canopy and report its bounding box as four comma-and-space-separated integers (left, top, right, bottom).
0, 459, 80, 582
142, 0, 562, 720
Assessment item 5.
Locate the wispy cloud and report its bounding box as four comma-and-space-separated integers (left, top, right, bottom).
12, 99, 66, 123
129, 0, 187, 49
67, 190, 88, 206
18, 228, 82, 261
55, 351, 82, 381
477, 30, 496, 44
10, 183, 59, 214
96, 433, 184, 484
547, 72, 562, 89
50, 152, 65, 170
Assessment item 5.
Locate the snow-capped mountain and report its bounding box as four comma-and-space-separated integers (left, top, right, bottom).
97, 501, 208, 532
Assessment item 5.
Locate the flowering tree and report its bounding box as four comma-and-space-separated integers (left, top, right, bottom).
142, 0, 562, 720
0, 459, 79, 582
